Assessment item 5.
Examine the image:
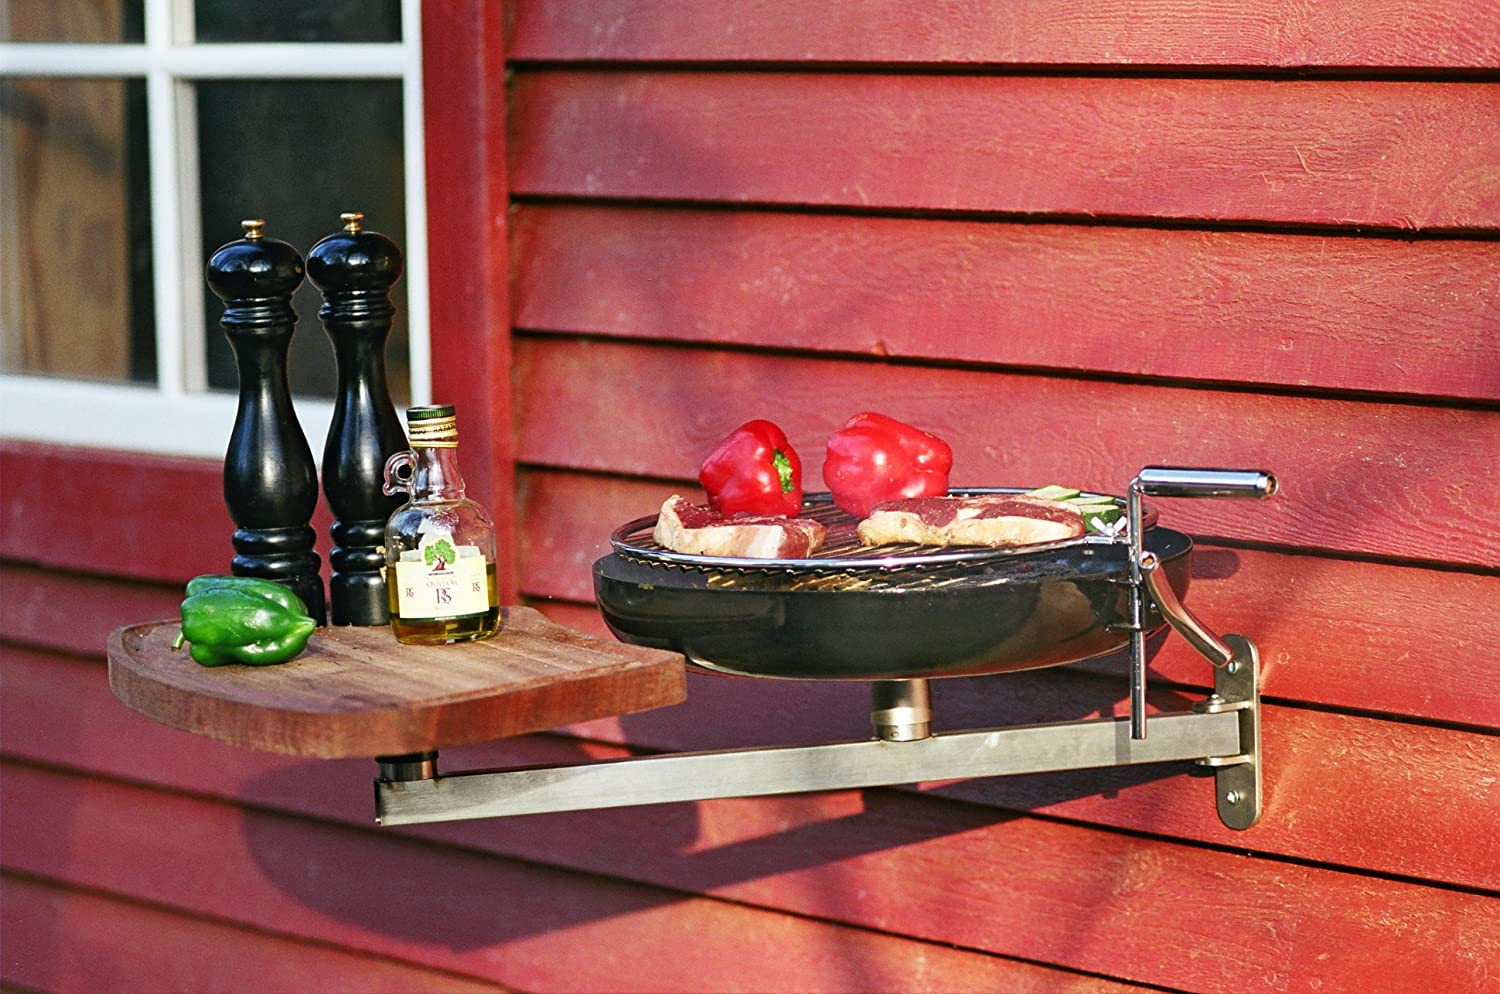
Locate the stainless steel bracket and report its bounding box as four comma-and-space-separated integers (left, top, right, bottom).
374, 640, 1262, 831
1193, 633, 1262, 829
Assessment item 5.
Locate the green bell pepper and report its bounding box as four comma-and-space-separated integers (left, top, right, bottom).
172, 574, 317, 667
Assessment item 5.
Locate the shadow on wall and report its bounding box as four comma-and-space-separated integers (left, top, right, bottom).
235, 625, 1203, 954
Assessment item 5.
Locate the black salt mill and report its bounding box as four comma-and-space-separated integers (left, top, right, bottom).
307, 211, 408, 625
205, 219, 327, 624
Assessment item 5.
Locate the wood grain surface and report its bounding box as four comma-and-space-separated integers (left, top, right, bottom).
0, 563, 182, 657
548, 663, 1500, 891
0, 442, 237, 582
512, 204, 1500, 401
509, 0, 1500, 69
513, 336, 1500, 568
11, 639, 1499, 895
106, 606, 685, 757
4, 703, 1497, 994
1, 872, 508, 994
509, 72, 1500, 230
1, 762, 1145, 994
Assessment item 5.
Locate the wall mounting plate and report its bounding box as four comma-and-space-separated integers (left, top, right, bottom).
1198, 634, 1262, 830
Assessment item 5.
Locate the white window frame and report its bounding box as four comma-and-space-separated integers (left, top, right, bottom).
0, 0, 430, 457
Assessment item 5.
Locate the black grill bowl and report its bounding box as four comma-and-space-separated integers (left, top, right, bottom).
593, 525, 1192, 681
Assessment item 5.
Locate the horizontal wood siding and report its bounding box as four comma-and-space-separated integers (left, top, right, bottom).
509, 1, 1500, 70
1, 872, 508, 994
4, 649, 1497, 994
513, 337, 1499, 567
512, 205, 1500, 402
501, 6, 1500, 992
0, 728, 1147, 993
3, 3, 1497, 992
0, 443, 240, 582
508, 72, 1500, 230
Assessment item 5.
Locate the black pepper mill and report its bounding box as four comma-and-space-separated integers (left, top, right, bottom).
307, 211, 408, 625
206, 219, 327, 624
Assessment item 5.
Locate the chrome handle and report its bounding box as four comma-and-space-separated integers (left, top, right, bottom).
1134, 466, 1277, 500
1139, 552, 1234, 668
1125, 465, 1277, 740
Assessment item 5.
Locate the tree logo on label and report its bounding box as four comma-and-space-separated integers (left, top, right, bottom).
424, 537, 457, 573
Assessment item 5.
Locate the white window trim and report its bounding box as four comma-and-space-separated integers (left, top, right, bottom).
0, 0, 430, 458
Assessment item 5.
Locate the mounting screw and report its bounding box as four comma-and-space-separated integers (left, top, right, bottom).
1225, 790, 1242, 805
1227, 659, 1241, 674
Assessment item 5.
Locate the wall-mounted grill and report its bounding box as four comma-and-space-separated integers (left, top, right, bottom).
596, 488, 1183, 681
369, 466, 1277, 832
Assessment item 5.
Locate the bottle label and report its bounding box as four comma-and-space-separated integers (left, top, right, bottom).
394, 535, 489, 620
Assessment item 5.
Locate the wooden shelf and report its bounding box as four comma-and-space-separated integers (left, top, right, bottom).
107, 606, 686, 759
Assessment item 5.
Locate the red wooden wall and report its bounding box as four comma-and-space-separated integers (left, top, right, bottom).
4, 2, 1499, 991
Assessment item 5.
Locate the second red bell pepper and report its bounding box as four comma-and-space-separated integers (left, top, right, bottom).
698, 419, 804, 517
822, 412, 953, 518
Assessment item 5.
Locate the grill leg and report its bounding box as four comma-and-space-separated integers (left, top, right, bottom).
871, 679, 931, 741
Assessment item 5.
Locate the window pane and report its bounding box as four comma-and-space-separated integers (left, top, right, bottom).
0, 78, 156, 384
194, 0, 400, 43
0, 1, 144, 43
196, 79, 408, 403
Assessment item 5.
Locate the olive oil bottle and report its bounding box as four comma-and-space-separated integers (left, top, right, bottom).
382, 405, 501, 644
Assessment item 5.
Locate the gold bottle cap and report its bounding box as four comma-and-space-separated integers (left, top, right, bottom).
341, 211, 364, 234
241, 219, 266, 240
407, 404, 458, 447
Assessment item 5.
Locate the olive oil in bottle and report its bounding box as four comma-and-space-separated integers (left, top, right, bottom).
382, 405, 501, 644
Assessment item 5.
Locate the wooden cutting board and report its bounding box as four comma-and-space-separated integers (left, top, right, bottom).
107, 606, 686, 758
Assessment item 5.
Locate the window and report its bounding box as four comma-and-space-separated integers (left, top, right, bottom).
0, 0, 430, 457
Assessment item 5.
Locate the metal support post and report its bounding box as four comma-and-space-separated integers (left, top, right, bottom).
871, 679, 932, 741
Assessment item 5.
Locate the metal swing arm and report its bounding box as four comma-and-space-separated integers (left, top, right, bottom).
375, 635, 1261, 831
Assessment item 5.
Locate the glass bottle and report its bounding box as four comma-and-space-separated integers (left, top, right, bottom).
382, 405, 501, 644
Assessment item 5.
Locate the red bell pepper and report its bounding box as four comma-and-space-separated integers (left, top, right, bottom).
698, 419, 804, 517
822, 412, 953, 518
